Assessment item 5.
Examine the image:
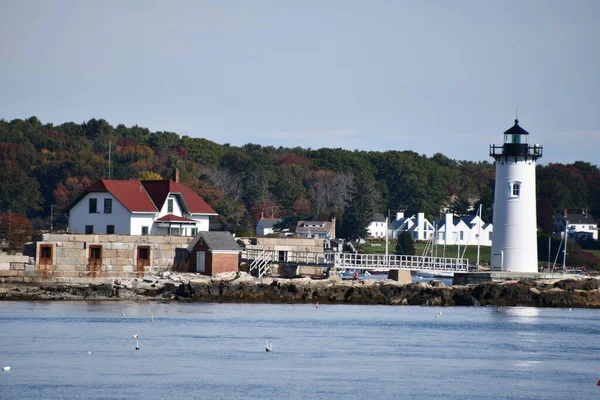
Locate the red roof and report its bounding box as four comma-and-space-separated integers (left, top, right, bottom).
83, 179, 217, 215
86, 179, 158, 212
142, 180, 217, 215
155, 214, 197, 222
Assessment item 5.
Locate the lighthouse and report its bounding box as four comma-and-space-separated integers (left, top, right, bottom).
490, 120, 543, 273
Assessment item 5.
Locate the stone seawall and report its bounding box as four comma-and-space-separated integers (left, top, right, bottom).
1, 272, 600, 308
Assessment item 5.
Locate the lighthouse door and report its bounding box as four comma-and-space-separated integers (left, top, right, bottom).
493, 252, 503, 270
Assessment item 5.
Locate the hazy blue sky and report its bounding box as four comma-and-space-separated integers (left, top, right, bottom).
1, 0, 599, 164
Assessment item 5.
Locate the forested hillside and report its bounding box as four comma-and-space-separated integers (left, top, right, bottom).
0, 117, 598, 237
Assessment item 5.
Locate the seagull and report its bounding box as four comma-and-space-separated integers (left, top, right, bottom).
132, 334, 138, 339
2, 366, 11, 371
316, 302, 319, 309
122, 308, 125, 316
88, 351, 92, 355
265, 340, 272, 352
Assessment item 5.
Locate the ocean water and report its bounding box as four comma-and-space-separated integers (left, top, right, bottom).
0, 302, 599, 400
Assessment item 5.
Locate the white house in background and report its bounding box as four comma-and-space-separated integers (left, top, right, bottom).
67, 172, 217, 236
367, 213, 388, 238
256, 218, 283, 236
553, 209, 598, 241
389, 211, 493, 247
389, 212, 435, 241
434, 213, 493, 247
296, 220, 336, 239
389, 212, 414, 239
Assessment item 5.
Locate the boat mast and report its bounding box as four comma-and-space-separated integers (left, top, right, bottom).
562, 218, 568, 273
476, 204, 482, 269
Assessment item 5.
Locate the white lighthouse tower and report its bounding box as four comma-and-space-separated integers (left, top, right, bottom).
490, 120, 543, 273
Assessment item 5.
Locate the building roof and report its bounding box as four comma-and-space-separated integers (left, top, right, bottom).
372, 213, 387, 223
504, 119, 529, 136
84, 179, 158, 212
461, 215, 478, 225
155, 214, 197, 223
296, 221, 333, 234
258, 218, 283, 229
68, 178, 217, 215
187, 231, 241, 252
561, 213, 597, 225
142, 180, 217, 215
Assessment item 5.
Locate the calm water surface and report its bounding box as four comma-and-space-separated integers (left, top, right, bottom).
0, 302, 599, 400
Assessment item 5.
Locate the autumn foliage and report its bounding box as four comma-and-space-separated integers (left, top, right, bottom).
0, 213, 34, 252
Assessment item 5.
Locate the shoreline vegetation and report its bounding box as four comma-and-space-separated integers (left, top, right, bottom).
1, 272, 600, 308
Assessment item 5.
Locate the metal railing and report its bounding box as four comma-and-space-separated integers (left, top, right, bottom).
333, 253, 468, 272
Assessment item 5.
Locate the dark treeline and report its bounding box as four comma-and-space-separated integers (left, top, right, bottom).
0, 117, 598, 238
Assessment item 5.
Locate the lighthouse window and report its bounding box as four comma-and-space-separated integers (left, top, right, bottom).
511, 183, 520, 197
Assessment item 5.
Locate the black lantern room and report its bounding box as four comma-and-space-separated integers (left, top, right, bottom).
490, 119, 543, 160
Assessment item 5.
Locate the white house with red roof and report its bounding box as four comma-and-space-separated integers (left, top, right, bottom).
67, 172, 217, 236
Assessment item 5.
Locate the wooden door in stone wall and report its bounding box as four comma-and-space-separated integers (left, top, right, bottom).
88, 245, 102, 276
39, 245, 53, 278
137, 246, 150, 277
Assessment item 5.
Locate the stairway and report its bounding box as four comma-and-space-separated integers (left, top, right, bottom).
249, 250, 274, 278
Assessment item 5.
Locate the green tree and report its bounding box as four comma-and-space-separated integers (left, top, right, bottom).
395, 231, 415, 255
342, 170, 377, 240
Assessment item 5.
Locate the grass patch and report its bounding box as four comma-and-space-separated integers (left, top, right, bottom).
583, 249, 600, 258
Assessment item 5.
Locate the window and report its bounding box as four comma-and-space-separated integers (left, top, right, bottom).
168, 199, 174, 213
511, 182, 520, 197
460, 231, 464, 240
89, 198, 97, 213
171, 227, 181, 236
489, 232, 493, 241
191, 228, 197, 237
85, 225, 94, 234
141, 226, 149, 236
106, 225, 115, 234
104, 199, 112, 214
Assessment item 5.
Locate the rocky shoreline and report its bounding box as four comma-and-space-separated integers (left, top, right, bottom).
1, 272, 600, 308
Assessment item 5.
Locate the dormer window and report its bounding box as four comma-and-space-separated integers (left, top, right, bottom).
168, 199, 174, 213
510, 182, 521, 197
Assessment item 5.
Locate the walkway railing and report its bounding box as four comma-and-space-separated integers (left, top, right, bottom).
242, 249, 468, 276
333, 253, 468, 272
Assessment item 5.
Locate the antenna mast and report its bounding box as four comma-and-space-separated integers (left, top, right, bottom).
108, 141, 112, 179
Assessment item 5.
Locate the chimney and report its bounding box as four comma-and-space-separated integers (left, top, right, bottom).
417, 212, 425, 241
563, 208, 568, 217
584, 208, 588, 217
173, 168, 180, 183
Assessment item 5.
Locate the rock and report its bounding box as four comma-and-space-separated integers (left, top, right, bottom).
554, 279, 600, 291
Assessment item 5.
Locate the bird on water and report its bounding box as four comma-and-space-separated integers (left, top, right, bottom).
265, 340, 272, 352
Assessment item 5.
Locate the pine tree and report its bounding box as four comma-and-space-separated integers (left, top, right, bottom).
342, 170, 376, 240
395, 231, 415, 255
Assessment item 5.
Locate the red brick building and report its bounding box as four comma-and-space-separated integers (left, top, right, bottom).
187, 231, 241, 275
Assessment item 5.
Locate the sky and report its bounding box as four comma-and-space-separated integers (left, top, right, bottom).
1, 0, 599, 164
